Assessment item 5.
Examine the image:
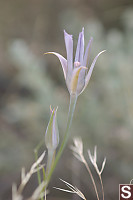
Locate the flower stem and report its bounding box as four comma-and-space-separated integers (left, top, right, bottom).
34, 150, 42, 186
46, 94, 77, 184
46, 149, 55, 177
34, 149, 43, 200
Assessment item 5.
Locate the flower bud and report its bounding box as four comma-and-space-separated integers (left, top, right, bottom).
45, 107, 59, 150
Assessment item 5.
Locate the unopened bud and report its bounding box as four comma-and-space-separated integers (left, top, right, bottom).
45, 107, 59, 150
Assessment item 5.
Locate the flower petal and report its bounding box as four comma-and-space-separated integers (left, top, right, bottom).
70, 66, 87, 95
52, 107, 59, 149
75, 28, 84, 64
80, 50, 106, 95
45, 52, 67, 79
64, 30, 73, 73
83, 37, 93, 67
76, 68, 86, 94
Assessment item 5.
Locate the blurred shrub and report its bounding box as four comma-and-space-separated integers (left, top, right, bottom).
0, 5, 133, 200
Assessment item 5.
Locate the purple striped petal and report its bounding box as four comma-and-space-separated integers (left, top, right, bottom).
75, 28, 84, 64
64, 30, 73, 73
45, 52, 67, 80
82, 37, 93, 67
70, 66, 87, 95
52, 107, 59, 149
82, 50, 106, 93
76, 67, 86, 94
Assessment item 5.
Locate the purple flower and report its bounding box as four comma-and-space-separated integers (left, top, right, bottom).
46, 28, 105, 96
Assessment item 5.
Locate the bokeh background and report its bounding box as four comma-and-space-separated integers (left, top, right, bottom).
0, 0, 133, 199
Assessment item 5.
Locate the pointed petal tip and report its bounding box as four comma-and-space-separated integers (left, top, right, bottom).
78, 28, 84, 38
44, 52, 49, 55
44, 52, 54, 55
88, 37, 93, 45
96, 50, 106, 57
50, 106, 58, 116
50, 105, 55, 114
100, 50, 106, 54
44, 51, 66, 56
81, 27, 84, 34
102, 49, 106, 52
64, 30, 66, 35
64, 30, 73, 38
50, 105, 52, 113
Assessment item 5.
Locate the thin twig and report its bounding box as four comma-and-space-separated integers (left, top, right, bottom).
80, 153, 100, 200
99, 175, 104, 200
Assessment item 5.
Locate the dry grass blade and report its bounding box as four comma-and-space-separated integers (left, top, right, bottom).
88, 147, 106, 200
72, 152, 83, 162
31, 151, 46, 171
71, 138, 100, 200
88, 147, 106, 175
100, 158, 106, 175
12, 151, 46, 200
30, 181, 47, 200
53, 187, 75, 193
12, 183, 22, 200
54, 179, 86, 200
59, 178, 77, 191
70, 137, 83, 155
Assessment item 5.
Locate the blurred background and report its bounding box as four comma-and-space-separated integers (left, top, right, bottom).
0, 0, 133, 199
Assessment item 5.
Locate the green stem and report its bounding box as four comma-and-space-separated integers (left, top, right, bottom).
34, 150, 41, 185
46, 149, 55, 177
34, 139, 45, 187
34, 150, 43, 200
46, 94, 77, 184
